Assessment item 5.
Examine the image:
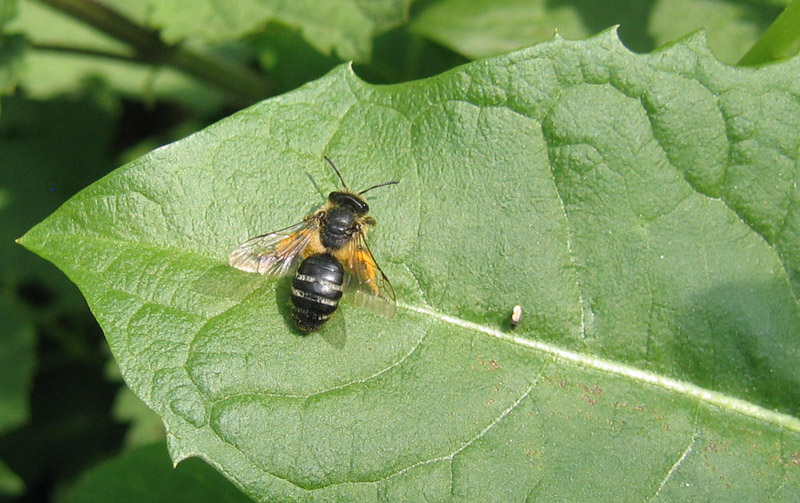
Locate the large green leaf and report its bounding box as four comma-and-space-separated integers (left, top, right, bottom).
19, 30, 800, 500
411, 0, 784, 63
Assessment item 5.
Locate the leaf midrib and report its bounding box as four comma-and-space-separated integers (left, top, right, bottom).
23, 228, 800, 432
401, 302, 800, 432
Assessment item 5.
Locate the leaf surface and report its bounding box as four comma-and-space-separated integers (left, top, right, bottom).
19, 30, 800, 500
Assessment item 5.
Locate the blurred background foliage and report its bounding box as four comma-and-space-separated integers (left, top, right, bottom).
0, 0, 797, 501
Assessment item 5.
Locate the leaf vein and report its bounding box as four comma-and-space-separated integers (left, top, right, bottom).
648, 417, 700, 501
400, 302, 800, 432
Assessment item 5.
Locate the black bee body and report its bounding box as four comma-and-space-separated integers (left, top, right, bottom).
292, 192, 374, 332
229, 157, 397, 334
291, 253, 344, 332
319, 192, 370, 249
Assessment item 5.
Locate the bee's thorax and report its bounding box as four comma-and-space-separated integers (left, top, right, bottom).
320, 206, 356, 250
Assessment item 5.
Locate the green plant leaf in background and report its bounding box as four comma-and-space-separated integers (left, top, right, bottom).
19, 29, 800, 500
411, 0, 786, 64
111, 387, 165, 450
6, 0, 227, 110
649, 0, 789, 63
0, 0, 18, 23
106, 359, 166, 450
6, 0, 421, 111
0, 299, 34, 439
65, 442, 253, 503
740, 0, 800, 65
0, 96, 116, 314
0, 459, 24, 497
0, 32, 26, 93
0, 95, 119, 495
248, 21, 468, 91
145, 0, 412, 61
0, 299, 34, 497
0, 0, 26, 112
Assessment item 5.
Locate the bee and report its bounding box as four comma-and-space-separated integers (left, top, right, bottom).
228, 157, 398, 332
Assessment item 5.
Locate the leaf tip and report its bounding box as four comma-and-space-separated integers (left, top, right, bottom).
166, 433, 194, 467
329, 60, 370, 91
14, 227, 38, 252
648, 28, 726, 66
681, 29, 711, 51
594, 24, 624, 46
14, 232, 30, 249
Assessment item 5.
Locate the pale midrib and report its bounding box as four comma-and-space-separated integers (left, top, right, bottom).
33, 233, 800, 433
399, 302, 800, 433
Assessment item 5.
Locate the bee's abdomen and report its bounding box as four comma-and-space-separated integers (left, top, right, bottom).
291, 253, 344, 332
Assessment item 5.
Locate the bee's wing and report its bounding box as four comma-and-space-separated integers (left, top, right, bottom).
228, 219, 318, 277
342, 232, 396, 318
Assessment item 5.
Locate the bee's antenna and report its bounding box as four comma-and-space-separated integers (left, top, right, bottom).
324, 156, 348, 189
359, 180, 399, 195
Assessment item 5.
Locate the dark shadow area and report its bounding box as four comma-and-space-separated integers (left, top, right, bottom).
0, 361, 126, 503
656, 279, 800, 417
548, 0, 780, 57
547, 0, 657, 53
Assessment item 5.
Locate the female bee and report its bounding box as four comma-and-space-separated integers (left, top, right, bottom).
228, 157, 397, 332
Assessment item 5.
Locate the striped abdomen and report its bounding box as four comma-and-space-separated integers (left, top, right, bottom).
291, 253, 344, 332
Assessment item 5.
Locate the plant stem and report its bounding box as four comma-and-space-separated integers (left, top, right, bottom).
34, 0, 272, 101
31, 42, 139, 63
739, 0, 800, 66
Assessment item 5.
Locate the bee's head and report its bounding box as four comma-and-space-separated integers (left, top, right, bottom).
323, 156, 398, 215
329, 191, 369, 214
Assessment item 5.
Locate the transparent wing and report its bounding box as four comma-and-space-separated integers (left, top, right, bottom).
228, 219, 317, 277
342, 232, 396, 318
